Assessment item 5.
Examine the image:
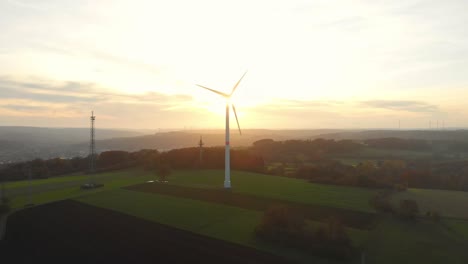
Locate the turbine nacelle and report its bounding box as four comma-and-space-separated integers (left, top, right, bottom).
196, 71, 247, 135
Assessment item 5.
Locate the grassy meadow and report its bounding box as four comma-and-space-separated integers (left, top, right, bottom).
3, 169, 375, 212
167, 170, 375, 212
76, 189, 365, 264
3, 168, 468, 263
3, 169, 146, 190
445, 219, 468, 240
5, 169, 156, 208
365, 217, 468, 264
392, 188, 468, 219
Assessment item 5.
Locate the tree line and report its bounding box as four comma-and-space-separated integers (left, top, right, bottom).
293, 160, 468, 191
0, 147, 264, 182
252, 138, 468, 192
252, 138, 362, 163
2, 137, 468, 192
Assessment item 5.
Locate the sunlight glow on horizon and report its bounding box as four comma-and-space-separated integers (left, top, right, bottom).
1, 0, 468, 129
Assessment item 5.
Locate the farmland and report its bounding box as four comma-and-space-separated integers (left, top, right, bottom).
392, 188, 468, 219
125, 182, 376, 228
3, 169, 155, 208
2, 169, 375, 212
2, 168, 468, 263
365, 218, 468, 264
3, 169, 147, 190
76, 189, 348, 263
166, 170, 375, 212
0, 200, 291, 264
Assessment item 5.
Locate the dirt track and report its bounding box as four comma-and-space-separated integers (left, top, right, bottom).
0, 200, 292, 264
126, 183, 376, 229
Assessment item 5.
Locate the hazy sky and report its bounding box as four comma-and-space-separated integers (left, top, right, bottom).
1, 0, 467, 129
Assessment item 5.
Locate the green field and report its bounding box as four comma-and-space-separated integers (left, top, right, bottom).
3, 169, 375, 212
4, 173, 85, 189
445, 219, 468, 240
3, 169, 148, 190
74, 176, 468, 264
365, 218, 468, 264
167, 170, 375, 212
4, 168, 468, 263
392, 188, 468, 219
5, 169, 157, 209
76, 189, 365, 264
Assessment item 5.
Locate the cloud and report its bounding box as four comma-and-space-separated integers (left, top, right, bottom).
5, 0, 47, 11
0, 76, 207, 128
248, 99, 347, 121
31, 41, 167, 76
319, 16, 367, 31
1, 104, 48, 111
0, 76, 192, 105
265, 99, 344, 109
0, 76, 195, 122
361, 100, 439, 113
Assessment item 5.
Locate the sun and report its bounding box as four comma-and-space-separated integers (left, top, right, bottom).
190, 70, 271, 127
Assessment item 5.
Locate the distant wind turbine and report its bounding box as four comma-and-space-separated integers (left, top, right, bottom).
196, 71, 247, 189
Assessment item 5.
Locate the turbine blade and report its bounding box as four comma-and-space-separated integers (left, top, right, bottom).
232, 104, 242, 135
196, 84, 229, 97
230, 71, 247, 96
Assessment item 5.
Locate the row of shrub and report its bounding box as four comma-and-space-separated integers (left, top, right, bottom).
255, 205, 356, 260
369, 191, 441, 222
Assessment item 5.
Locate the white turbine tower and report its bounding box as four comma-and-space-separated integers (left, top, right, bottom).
196, 71, 247, 189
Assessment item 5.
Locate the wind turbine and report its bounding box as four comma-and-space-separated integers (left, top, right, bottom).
196, 71, 247, 189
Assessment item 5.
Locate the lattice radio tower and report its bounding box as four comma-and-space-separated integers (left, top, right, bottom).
198, 136, 204, 165
89, 111, 96, 177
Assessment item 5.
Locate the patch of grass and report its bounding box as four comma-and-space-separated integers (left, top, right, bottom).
365, 217, 468, 264
4, 174, 87, 189
127, 183, 376, 229
9, 187, 83, 208
7, 170, 157, 209
77, 189, 257, 232
392, 188, 468, 219
4, 169, 143, 190
76, 189, 363, 264
445, 219, 468, 240
168, 170, 375, 213
5, 169, 374, 215
4, 169, 374, 213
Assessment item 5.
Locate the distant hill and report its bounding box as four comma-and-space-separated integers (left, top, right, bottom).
313, 130, 468, 142
70, 129, 468, 155
72, 129, 346, 153
0, 126, 145, 163
0, 126, 145, 144
2, 127, 468, 163
0, 128, 344, 163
